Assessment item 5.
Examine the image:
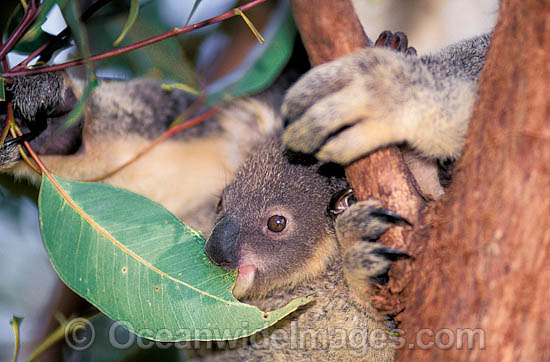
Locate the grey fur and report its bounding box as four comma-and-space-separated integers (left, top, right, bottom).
282, 33, 491, 164
8, 72, 63, 122
200, 132, 407, 360
86, 78, 209, 140
1, 75, 233, 168
421, 33, 491, 81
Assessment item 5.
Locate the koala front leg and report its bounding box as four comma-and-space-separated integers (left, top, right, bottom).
331, 190, 411, 303
281, 35, 487, 165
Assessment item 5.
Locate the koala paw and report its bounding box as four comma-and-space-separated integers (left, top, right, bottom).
8, 72, 66, 121
331, 192, 411, 291
281, 43, 426, 165
1, 72, 77, 168
333, 195, 411, 248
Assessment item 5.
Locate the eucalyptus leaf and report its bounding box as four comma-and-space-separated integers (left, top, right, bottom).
58, 76, 98, 132
161, 82, 200, 95
113, 0, 140, 46
206, 3, 296, 106
39, 176, 311, 341
59, 0, 88, 57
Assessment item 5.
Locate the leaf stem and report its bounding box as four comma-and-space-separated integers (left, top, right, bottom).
9, 316, 23, 362
234, 8, 264, 44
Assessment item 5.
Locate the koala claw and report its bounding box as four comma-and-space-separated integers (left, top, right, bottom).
375, 30, 417, 56
344, 242, 410, 285
330, 188, 412, 227
334, 197, 411, 289
334, 198, 410, 243
369, 208, 412, 228
282, 85, 369, 157
0, 141, 20, 169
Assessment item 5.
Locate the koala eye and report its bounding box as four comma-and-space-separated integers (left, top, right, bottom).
329, 188, 355, 215
216, 199, 223, 214
267, 215, 287, 232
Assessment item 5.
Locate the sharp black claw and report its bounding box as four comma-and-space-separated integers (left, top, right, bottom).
371, 208, 413, 227
375, 31, 393, 47
392, 32, 408, 52
2, 133, 34, 147
367, 247, 411, 285
370, 247, 411, 261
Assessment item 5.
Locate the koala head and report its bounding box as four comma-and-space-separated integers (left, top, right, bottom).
204, 133, 347, 298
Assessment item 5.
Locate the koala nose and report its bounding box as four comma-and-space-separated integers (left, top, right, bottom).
204, 215, 241, 269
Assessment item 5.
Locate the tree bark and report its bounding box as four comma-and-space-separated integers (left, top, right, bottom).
290, 0, 549, 360
397, 0, 550, 360
289, 0, 425, 315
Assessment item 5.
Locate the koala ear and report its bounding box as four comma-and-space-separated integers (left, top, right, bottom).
329, 188, 355, 216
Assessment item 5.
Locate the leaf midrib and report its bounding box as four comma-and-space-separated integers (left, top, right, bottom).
52, 178, 250, 308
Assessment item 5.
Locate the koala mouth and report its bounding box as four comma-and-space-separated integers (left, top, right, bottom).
232, 265, 256, 298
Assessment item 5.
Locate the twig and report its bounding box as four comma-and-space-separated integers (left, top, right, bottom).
2, 0, 270, 77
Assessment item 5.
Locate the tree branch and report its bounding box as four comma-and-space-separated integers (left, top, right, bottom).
289, 0, 425, 314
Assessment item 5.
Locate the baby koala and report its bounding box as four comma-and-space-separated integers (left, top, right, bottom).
201, 131, 409, 362
201, 30, 491, 360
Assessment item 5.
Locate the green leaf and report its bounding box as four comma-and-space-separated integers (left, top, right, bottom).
39, 176, 311, 341
113, 0, 140, 47
0, 77, 5, 102
161, 82, 200, 95
206, 4, 296, 106
58, 0, 97, 131
58, 76, 98, 132
14, 29, 57, 54
86, 5, 197, 85
59, 0, 88, 58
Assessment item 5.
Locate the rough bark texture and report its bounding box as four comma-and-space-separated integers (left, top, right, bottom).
290, 0, 549, 360
289, 0, 370, 66
290, 0, 425, 315
397, 0, 550, 360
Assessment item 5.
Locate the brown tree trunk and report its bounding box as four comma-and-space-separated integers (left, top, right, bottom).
397, 0, 550, 360
290, 0, 550, 360
290, 0, 425, 314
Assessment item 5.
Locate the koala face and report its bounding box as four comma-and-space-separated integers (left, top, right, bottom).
204, 133, 347, 298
